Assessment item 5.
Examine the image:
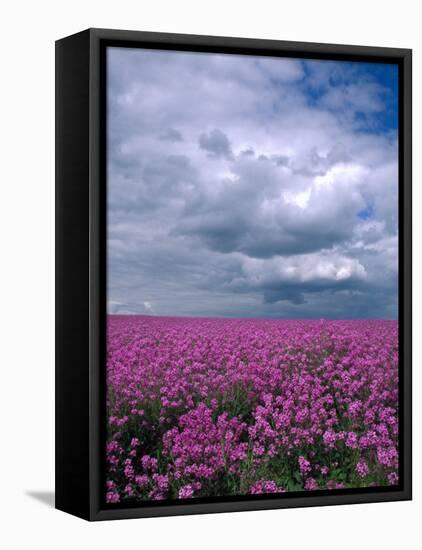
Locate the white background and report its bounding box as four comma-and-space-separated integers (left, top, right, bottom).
0, 1, 419, 548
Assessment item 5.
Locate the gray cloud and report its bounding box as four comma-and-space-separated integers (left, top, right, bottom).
198, 129, 234, 160
271, 154, 289, 167
159, 128, 184, 142
171, 155, 378, 259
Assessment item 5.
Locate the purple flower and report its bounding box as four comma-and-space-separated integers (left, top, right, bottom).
106, 491, 120, 503
250, 480, 285, 495
345, 432, 358, 449
388, 472, 399, 485
323, 430, 337, 449
135, 474, 149, 489
355, 460, 369, 478
304, 478, 318, 491
298, 456, 312, 475
178, 484, 195, 499
105, 316, 399, 502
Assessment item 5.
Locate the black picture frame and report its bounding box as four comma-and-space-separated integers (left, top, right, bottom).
55, 28, 412, 521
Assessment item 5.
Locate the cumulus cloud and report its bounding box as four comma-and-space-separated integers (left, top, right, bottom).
227, 253, 367, 305
107, 47, 398, 319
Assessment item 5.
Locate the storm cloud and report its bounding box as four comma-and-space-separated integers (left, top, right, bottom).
107, 47, 398, 319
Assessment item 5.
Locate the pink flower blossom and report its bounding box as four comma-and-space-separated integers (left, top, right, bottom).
250, 480, 285, 494
355, 460, 369, 478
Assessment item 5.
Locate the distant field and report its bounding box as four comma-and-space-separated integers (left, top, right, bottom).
105, 316, 399, 503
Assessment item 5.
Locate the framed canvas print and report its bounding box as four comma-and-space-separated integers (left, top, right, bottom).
55, 28, 412, 521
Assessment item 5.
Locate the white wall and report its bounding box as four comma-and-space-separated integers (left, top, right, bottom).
0, 1, 419, 548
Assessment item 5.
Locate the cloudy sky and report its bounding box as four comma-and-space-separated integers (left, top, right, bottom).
107, 47, 398, 319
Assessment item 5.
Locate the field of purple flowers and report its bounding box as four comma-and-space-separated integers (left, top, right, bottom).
106, 316, 399, 503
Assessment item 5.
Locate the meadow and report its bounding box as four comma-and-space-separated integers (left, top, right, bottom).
106, 316, 399, 503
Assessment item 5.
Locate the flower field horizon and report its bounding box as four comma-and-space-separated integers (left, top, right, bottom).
106, 315, 399, 504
